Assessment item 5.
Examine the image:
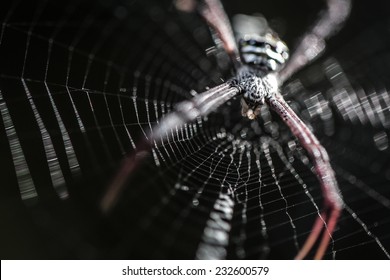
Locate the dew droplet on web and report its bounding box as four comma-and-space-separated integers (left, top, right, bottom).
192, 199, 199, 206
373, 131, 388, 151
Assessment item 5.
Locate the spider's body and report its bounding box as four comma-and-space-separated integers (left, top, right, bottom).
230, 14, 290, 119
233, 14, 289, 71
238, 36, 289, 71
230, 68, 278, 119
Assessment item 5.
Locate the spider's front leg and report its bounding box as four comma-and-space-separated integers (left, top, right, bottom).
101, 83, 240, 213
266, 91, 343, 260
269, 0, 351, 258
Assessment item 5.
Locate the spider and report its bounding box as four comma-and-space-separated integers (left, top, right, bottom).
101, 0, 351, 259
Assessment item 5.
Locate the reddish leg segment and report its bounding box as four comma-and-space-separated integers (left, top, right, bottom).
267, 92, 343, 259
198, 0, 242, 69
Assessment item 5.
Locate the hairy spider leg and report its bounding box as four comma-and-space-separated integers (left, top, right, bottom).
199, 0, 242, 69
267, 92, 343, 259
279, 0, 351, 84
101, 83, 239, 213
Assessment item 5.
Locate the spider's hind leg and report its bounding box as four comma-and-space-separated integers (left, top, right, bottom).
279, 0, 351, 84
197, 0, 242, 69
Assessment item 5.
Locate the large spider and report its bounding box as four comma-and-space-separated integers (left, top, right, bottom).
101, 0, 351, 259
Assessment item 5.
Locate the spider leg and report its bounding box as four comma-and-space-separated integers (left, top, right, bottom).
314, 207, 340, 259
266, 92, 343, 259
279, 0, 351, 84
197, 0, 242, 69
101, 82, 240, 213
294, 211, 327, 260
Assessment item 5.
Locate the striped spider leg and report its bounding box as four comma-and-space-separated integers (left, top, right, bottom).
101, 0, 351, 260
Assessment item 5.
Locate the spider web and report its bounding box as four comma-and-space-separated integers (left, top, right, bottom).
0, 0, 390, 259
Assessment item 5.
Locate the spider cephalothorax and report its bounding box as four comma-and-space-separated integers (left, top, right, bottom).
230, 68, 279, 119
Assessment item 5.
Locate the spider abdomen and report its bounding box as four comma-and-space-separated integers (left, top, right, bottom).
233, 14, 289, 72
239, 37, 289, 72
